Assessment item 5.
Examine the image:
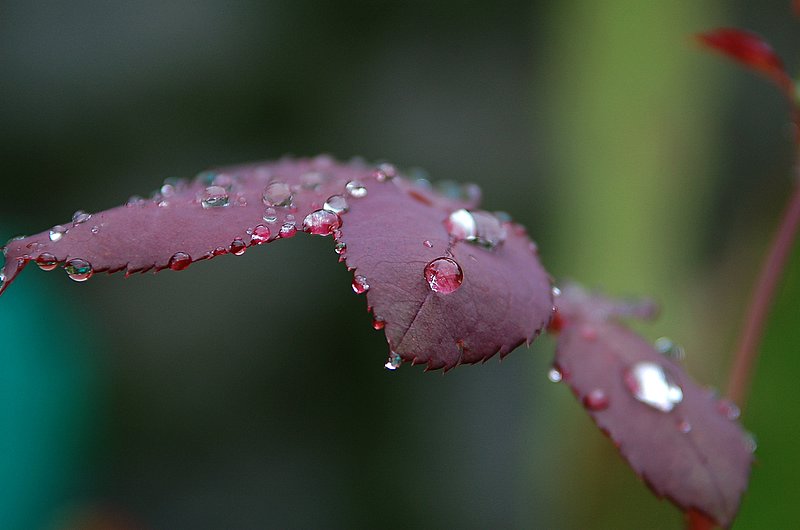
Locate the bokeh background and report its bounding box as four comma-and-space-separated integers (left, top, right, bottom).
2, 1, 799, 528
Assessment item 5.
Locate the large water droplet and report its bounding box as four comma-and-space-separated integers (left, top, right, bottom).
583, 389, 610, 411
279, 222, 297, 238
323, 195, 348, 214
384, 352, 402, 370
168, 252, 192, 271
262, 182, 293, 207
72, 210, 92, 224
302, 209, 341, 236
65, 258, 93, 282
49, 225, 67, 242
445, 209, 506, 249
230, 238, 247, 255
352, 274, 369, 294
624, 362, 683, 412
250, 224, 271, 245
424, 257, 463, 294
548, 368, 563, 383
201, 186, 229, 208
345, 180, 368, 198
35, 253, 59, 271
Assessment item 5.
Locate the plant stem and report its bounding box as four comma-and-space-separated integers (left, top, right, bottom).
726, 171, 800, 406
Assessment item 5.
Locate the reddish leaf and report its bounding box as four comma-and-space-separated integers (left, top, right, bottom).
338, 178, 553, 370
551, 284, 753, 528
696, 28, 794, 100
1, 156, 552, 370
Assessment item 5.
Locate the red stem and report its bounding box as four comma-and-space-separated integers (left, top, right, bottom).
726, 171, 800, 406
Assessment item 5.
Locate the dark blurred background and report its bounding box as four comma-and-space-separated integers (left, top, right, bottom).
2, 1, 799, 528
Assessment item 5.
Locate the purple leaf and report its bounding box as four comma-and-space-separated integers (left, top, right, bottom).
1, 156, 553, 370
337, 177, 553, 370
552, 284, 753, 528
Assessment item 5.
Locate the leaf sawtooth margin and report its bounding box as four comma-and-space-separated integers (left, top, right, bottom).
1, 157, 553, 370
551, 284, 753, 528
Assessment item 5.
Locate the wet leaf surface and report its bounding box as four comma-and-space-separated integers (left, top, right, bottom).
338, 178, 553, 370
552, 284, 753, 528
1, 157, 552, 370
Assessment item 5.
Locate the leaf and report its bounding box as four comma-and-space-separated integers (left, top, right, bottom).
0, 156, 553, 370
551, 284, 753, 528
696, 28, 794, 101
338, 178, 553, 370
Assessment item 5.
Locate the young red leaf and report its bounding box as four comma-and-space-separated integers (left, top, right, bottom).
551, 284, 753, 528
696, 28, 794, 100
0, 157, 552, 370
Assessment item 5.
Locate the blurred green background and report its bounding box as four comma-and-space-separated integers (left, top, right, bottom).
2, 1, 799, 528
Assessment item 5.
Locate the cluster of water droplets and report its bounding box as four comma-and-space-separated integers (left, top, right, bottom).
445, 209, 507, 249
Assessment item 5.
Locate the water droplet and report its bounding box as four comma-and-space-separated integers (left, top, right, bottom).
72, 210, 92, 224
424, 257, 463, 294
201, 186, 229, 208
302, 209, 341, 236
384, 352, 402, 370
250, 224, 271, 245
300, 171, 327, 190
716, 399, 741, 421
279, 222, 297, 238
323, 194, 348, 214
126, 195, 145, 207
64, 258, 93, 282
445, 209, 476, 240
583, 389, 610, 411
423, 240, 433, 248
195, 170, 217, 185
168, 252, 192, 271
552, 286, 562, 297
624, 362, 683, 412
335, 241, 347, 255
345, 180, 368, 198
654, 337, 686, 361
352, 274, 369, 294
49, 225, 67, 242
160, 183, 176, 197
212, 247, 227, 256
230, 238, 246, 255
35, 253, 58, 271
212, 173, 234, 188
373, 163, 397, 182
157, 200, 169, 208
677, 419, 692, 433
445, 209, 507, 249
262, 182, 293, 207
372, 316, 385, 330
263, 207, 278, 223
90, 225, 100, 234
547, 368, 563, 383
744, 432, 758, 453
